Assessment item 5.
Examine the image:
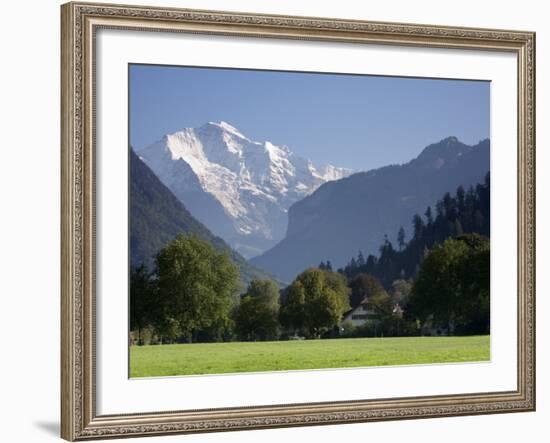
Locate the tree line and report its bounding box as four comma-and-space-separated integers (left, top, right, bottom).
333, 174, 490, 335
131, 235, 354, 344
339, 173, 490, 287
131, 174, 490, 344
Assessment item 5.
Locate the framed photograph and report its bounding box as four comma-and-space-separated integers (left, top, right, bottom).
61, 1, 536, 440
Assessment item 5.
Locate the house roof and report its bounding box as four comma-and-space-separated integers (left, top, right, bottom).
342, 298, 379, 319
342, 308, 354, 318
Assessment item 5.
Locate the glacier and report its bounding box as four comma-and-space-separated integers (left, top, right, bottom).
137, 121, 351, 258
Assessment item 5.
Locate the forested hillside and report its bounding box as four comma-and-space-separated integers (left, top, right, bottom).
129, 148, 273, 286
251, 137, 490, 282
340, 173, 490, 288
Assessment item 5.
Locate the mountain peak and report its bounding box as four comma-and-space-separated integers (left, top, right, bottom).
138, 122, 352, 258
413, 136, 471, 168
442, 136, 459, 144
205, 121, 247, 139
251, 138, 490, 281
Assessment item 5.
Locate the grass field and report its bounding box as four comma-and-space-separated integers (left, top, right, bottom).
130, 335, 490, 377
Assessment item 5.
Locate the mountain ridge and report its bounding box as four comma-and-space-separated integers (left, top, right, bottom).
129, 148, 275, 287
137, 121, 352, 258
251, 137, 490, 282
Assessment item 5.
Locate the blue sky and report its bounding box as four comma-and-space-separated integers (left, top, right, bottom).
129, 64, 489, 171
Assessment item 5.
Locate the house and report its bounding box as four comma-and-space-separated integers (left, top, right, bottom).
341, 300, 381, 327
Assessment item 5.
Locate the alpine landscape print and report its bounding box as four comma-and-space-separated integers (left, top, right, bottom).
129, 65, 491, 377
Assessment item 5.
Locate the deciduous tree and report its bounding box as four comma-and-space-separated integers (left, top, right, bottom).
349, 273, 386, 309
280, 268, 350, 338
155, 234, 240, 342
408, 234, 489, 334
234, 279, 280, 340
129, 264, 154, 345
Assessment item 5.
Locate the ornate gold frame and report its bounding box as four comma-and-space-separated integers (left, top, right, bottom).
61, 2, 536, 440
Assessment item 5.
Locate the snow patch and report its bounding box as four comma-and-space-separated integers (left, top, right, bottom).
139, 121, 354, 255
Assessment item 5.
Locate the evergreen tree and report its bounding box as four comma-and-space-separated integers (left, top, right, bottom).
412, 214, 424, 240
456, 185, 466, 214
341, 174, 490, 289
357, 251, 366, 267
397, 226, 406, 251
424, 206, 434, 226
454, 219, 464, 236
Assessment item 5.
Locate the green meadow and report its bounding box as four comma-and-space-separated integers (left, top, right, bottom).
130, 335, 490, 378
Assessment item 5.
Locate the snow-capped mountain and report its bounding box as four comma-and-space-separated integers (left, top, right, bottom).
137, 121, 352, 258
